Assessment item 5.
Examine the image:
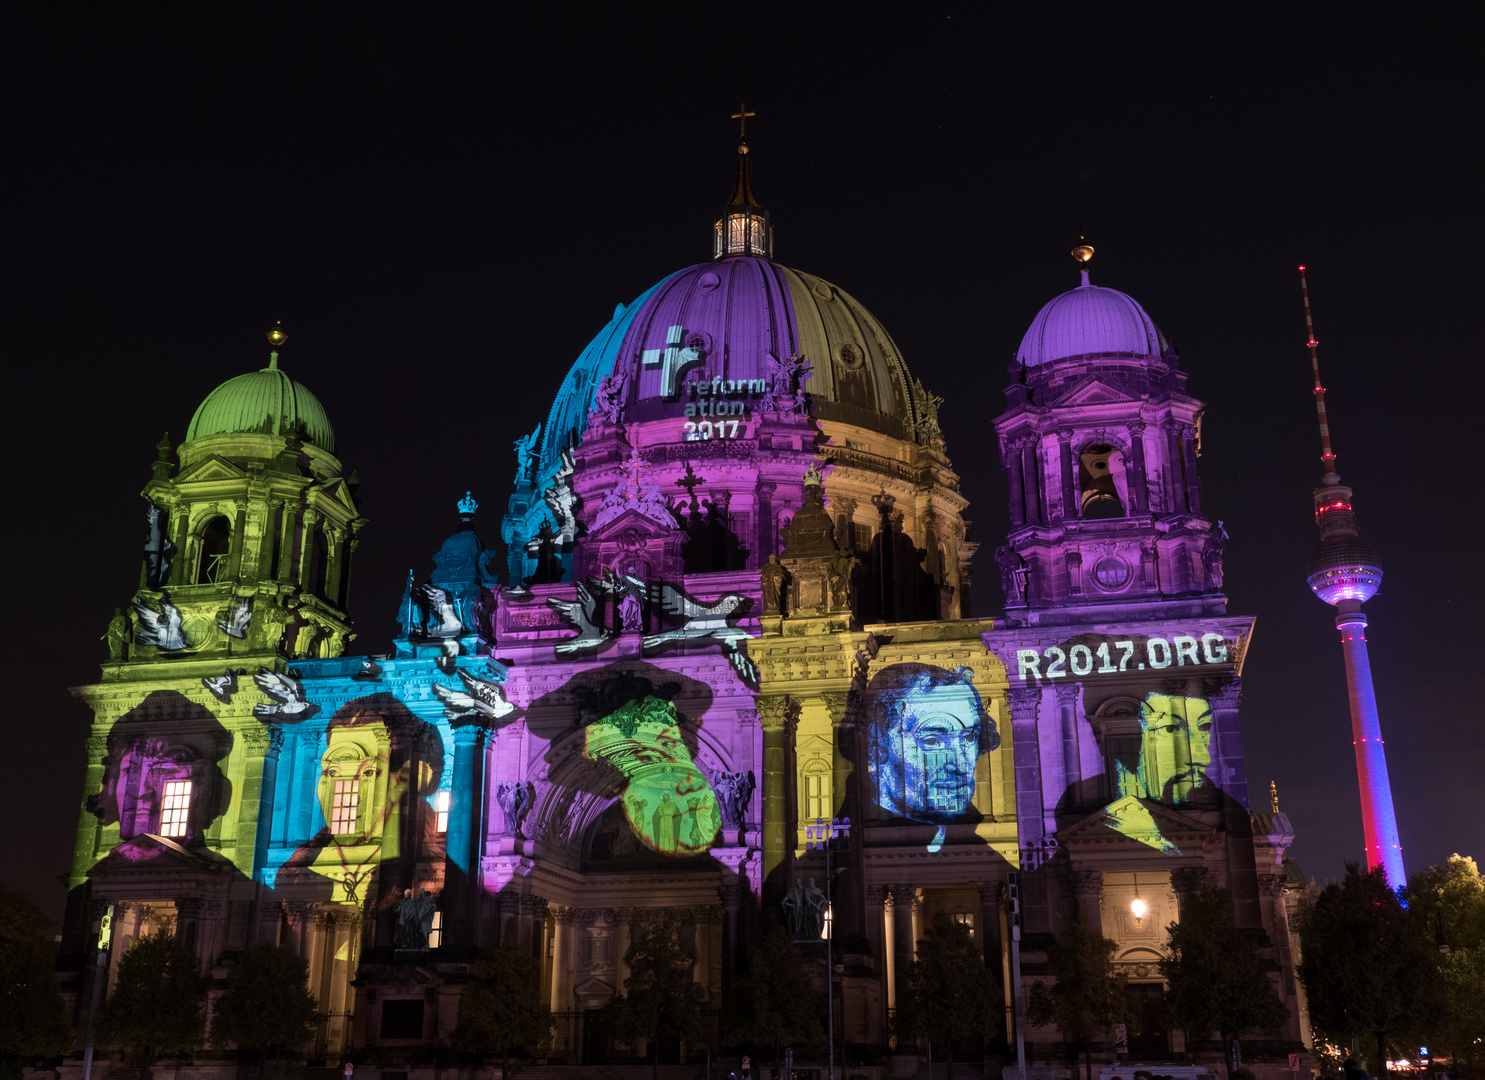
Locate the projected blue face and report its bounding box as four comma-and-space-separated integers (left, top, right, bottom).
864, 665, 997, 850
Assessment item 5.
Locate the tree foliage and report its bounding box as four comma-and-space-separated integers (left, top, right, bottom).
1026, 920, 1128, 1080
0, 885, 73, 1073
896, 913, 993, 1077
1160, 886, 1288, 1067
1295, 863, 1440, 1076
97, 931, 209, 1070
723, 928, 821, 1065
451, 943, 552, 1078
212, 944, 317, 1060
612, 914, 706, 1080
1404, 855, 1485, 1070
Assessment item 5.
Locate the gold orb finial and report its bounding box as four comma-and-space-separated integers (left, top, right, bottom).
267, 321, 287, 349
1072, 236, 1095, 263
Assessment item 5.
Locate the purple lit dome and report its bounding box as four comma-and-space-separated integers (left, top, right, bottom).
1306, 536, 1384, 605
609, 256, 921, 438
1017, 271, 1170, 367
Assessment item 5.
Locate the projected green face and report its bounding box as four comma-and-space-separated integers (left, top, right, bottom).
1138, 693, 1213, 803
584, 696, 719, 856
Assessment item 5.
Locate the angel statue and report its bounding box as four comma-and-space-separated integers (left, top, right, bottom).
513, 424, 541, 483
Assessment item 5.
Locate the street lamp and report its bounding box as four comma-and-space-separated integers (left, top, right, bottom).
807, 816, 852, 1080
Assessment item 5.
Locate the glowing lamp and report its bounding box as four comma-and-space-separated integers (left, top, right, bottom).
1130, 896, 1148, 919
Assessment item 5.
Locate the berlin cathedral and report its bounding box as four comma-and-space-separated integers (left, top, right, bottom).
55, 132, 1310, 1078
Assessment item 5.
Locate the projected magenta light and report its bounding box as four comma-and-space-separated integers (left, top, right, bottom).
1306, 564, 1383, 605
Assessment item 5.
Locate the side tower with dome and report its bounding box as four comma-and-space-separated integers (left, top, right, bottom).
981, 246, 1309, 1065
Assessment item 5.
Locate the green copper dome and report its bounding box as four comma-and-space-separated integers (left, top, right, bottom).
186, 360, 335, 451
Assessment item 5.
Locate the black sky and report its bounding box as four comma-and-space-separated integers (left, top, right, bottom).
5, 2, 1483, 922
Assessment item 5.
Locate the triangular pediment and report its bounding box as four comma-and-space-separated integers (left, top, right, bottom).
1056, 376, 1139, 407
575, 976, 615, 999
174, 455, 248, 484
318, 476, 358, 513
587, 506, 677, 541
88, 833, 237, 881
1057, 795, 1214, 856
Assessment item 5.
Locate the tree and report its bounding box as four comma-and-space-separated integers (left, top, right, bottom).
212, 944, 318, 1070
1404, 855, 1485, 1071
1160, 886, 1288, 1074
1295, 863, 1440, 1078
895, 913, 994, 1080
612, 913, 707, 1080
1026, 920, 1128, 1080
0, 885, 73, 1078
451, 944, 552, 1079
96, 931, 209, 1076
724, 928, 822, 1068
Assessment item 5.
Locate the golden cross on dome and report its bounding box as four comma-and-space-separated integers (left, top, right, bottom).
731, 103, 755, 141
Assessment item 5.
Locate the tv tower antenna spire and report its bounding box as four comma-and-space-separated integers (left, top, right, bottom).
1298, 266, 1405, 890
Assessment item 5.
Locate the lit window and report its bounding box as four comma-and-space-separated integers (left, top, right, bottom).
435, 791, 450, 834
427, 910, 442, 949
330, 779, 360, 835
951, 912, 976, 938
805, 772, 828, 822
160, 781, 191, 837
821, 903, 832, 940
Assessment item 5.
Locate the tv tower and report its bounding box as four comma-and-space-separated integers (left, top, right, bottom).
1300, 267, 1405, 890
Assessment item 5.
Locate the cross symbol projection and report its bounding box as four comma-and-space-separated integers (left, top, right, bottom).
618, 449, 650, 491
674, 462, 706, 498
805, 816, 851, 850
731, 103, 755, 140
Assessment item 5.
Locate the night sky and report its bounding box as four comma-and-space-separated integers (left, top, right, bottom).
6, 4, 1482, 923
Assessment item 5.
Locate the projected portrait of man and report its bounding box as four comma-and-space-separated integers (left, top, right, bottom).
279, 693, 445, 905
584, 694, 719, 856
863, 664, 998, 851
1131, 692, 1213, 804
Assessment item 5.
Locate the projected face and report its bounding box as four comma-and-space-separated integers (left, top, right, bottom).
584, 696, 719, 856
296, 697, 443, 904
1138, 693, 1213, 803
864, 665, 997, 848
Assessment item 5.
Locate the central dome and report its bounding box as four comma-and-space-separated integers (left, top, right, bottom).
187, 363, 335, 450
615, 256, 916, 435
1017, 272, 1169, 367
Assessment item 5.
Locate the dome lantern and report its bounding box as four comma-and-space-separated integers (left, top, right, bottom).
713, 103, 773, 260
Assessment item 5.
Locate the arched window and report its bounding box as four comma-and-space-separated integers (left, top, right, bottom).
1079, 444, 1127, 519
802, 758, 831, 822
196, 516, 231, 584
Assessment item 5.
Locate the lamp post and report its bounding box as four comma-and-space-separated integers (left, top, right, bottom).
807, 815, 851, 1080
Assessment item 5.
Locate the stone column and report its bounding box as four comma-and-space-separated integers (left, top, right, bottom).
758, 696, 795, 892
296, 508, 320, 591
1069, 870, 1104, 932
1164, 423, 1187, 514
447, 723, 490, 879
1181, 426, 1203, 516
975, 880, 1005, 977
718, 883, 743, 980
756, 481, 777, 563
1169, 866, 1209, 912
1127, 422, 1149, 513
887, 884, 916, 1020
1022, 441, 1043, 524
227, 502, 248, 580
276, 501, 298, 582
1055, 682, 1083, 804
1058, 430, 1077, 520
1066, 549, 1082, 595
1006, 688, 1045, 843
1006, 444, 1026, 528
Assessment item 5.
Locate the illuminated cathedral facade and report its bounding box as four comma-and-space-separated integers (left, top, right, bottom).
57, 139, 1309, 1076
